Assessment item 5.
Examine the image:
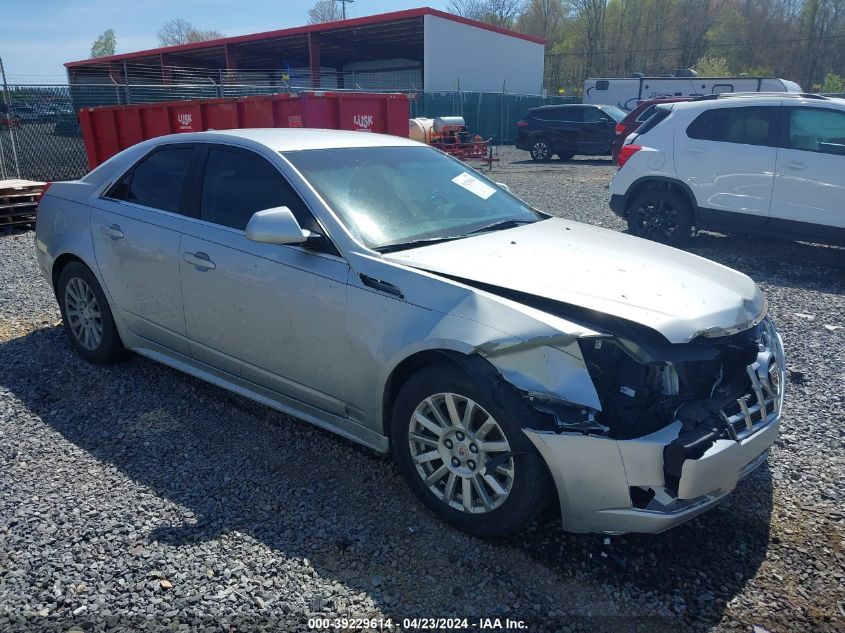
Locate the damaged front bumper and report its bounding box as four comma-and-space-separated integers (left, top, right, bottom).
525, 413, 778, 533
519, 320, 785, 534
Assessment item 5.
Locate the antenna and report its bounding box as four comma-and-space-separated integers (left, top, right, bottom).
335, 0, 354, 19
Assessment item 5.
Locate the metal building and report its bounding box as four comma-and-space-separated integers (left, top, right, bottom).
64, 8, 545, 95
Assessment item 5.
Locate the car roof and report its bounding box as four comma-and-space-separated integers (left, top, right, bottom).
531, 104, 588, 110
671, 93, 845, 112
637, 97, 692, 106
153, 128, 423, 152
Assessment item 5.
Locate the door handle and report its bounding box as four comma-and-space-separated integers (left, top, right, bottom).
685, 147, 706, 154
100, 224, 124, 239
183, 251, 216, 270
787, 161, 807, 170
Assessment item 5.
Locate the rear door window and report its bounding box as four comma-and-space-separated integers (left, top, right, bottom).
785, 107, 845, 155
687, 106, 777, 146
108, 146, 196, 214
554, 107, 582, 122
200, 146, 317, 232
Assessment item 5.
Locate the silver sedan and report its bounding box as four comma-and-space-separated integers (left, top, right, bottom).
35, 129, 785, 536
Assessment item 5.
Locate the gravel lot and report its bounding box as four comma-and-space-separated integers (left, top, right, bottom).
1, 147, 843, 632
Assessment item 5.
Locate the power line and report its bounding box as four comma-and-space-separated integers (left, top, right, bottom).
547, 32, 845, 58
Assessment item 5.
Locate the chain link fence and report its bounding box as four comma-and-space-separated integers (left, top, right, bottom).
1, 85, 90, 181
1, 79, 578, 182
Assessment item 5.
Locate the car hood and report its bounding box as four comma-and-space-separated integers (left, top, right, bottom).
384, 218, 765, 343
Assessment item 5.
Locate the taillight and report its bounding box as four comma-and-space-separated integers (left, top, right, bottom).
516, 121, 528, 127
37, 182, 53, 204
615, 123, 626, 135
617, 144, 642, 168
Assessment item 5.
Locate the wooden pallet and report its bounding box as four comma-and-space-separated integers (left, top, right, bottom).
0, 179, 45, 227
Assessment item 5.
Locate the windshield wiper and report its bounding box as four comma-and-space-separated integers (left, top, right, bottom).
466, 218, 538, 235
375, 219, 541, 253
374, 235, 469, 253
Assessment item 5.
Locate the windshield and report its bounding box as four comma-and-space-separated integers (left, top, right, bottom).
283, 146, 541, 250
600, 106, 627, 122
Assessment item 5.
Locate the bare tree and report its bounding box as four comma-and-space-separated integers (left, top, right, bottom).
447, 0, 486, 20
676, 0, 722, 69
577, 0, 607, 76
517, 0, 565, 39
157, 18, 224, 46
90, 29, 117, 58
307, 0, 342, 24
801, 0, 845, 88
448, 0, 527, 27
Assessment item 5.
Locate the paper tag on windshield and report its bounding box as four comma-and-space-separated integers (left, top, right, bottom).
452, 172, 496, 200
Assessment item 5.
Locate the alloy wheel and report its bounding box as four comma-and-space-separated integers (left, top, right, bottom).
530, 140, 551, 161
408, 393, 514, 514
64, 277, 103, 350
632, 196, 682, 241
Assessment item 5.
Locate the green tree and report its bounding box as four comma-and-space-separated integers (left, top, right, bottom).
694, 54, 731, 76
90, 29, 117, 58
822, 71, 844, 93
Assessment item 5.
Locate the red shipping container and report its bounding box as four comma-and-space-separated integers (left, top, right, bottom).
78, 91, 410, 170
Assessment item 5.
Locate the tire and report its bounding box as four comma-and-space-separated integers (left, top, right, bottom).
626, 187, 693, 244
391, 362, 553, 537
57, 261, 125, 364
557, 152, 575, 161
529, 137, 553, 162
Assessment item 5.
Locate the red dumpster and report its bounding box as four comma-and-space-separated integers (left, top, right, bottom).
78, 91, 410, 170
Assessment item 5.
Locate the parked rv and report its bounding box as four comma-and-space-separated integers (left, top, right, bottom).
584, 74, 801, 111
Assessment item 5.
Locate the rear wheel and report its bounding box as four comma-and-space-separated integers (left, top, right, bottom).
57, 262, 125, 364
529, 137, 553, 162
626, 188, 693, 244
391, 364, 553, 536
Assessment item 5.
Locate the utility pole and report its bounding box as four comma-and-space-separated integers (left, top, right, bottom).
335, 0, 354, 19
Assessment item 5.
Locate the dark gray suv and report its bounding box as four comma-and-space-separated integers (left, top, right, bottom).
516, 104, 626, 161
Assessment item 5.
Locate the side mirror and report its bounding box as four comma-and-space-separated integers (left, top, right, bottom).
245, 207, 310, 245
496, 182, 512, 193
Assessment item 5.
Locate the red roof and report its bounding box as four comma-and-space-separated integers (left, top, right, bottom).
65, 7, 544, 68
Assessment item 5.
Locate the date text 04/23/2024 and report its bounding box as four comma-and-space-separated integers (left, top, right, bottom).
307, 617, 528, 630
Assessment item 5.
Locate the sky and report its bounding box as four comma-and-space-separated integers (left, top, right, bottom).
1, 0, 451, 83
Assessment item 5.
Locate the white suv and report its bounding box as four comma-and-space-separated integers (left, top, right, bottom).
609, 93, 845, 244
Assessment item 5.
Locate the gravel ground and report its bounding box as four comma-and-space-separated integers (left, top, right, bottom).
1, 147, 843, 632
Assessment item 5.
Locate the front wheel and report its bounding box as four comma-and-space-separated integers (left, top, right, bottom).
57, 262, 125, 364
391, 364, 553, 536
529, 137, 553, 161
626, 188, 693, 244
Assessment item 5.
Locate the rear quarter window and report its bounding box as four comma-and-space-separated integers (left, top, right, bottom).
636, 105, 657, 122
635, 106, 671, 136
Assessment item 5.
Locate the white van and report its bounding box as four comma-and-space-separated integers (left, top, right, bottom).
583, 76, 801, 111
